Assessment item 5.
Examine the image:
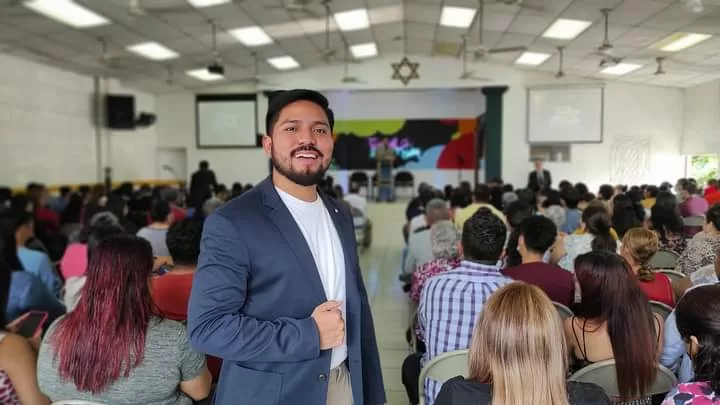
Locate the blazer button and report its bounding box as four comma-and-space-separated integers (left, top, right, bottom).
319, 373, 327, 382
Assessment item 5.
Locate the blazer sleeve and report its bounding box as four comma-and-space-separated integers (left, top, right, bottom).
527, 172, 534, 189
187, 212, 321, 363
356, 255, 386, 405
546, 170, 552, 187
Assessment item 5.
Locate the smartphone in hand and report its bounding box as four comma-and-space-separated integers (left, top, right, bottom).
8, 311, 49, 339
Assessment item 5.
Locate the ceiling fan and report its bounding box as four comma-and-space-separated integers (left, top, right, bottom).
237, 52, 278, 86
340, 42, 366, 84
593, 8, 624, 68
265, 0, 322, 18
466, 0, 528, 60
486, 0, 545, 11
459, 35, 491, 81
555, 46, 565, 79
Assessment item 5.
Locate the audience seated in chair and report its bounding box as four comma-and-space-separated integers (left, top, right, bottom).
648, 205, 688, 257
675, 205, 720, 276
403, 199, 451, 279
611, 194, 643, 240
539, 189, 567, 230
59, 212, 119, 281
0, 214, 65, 328
62, 221, 125, 312
435, 282, 610, 405
11, 211, 61, 298
136, 199, 174, 258
554, 203, 619, 271
453, 185, 507, 233
673, 245, 720, 298
410, 220, 461, 304
503, 216, 575, 307
0, 249, 51, 405
621, 228, 675, 307
678, 182, 709, 220
561, 190, 583, 234
565, 251, 664, 404
661, 284, 720, 404
151, 219, 223, 381
37, 235, 212, 404
403, 208, 512, 405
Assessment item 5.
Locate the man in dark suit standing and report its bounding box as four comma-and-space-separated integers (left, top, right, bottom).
188, 160, 217, 210
527, 159, 552, 192
188, 89, 385, 405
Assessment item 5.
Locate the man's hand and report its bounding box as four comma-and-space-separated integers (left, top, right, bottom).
311, 301, 345, 350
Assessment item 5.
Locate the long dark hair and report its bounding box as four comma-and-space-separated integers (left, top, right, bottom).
0, 212, 23, 271
612, 194, 642, 239
61, 193, 84, 224
649, 205, 683, 244
582, 203, 616, 252
676, 285, 720, 394
51, 235, 154, 393
574, 251, 657, 399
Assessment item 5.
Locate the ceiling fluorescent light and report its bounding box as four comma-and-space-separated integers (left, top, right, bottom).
658, 32, 712, 52
24, 0, 109, 28
440, 6, 476, 28
350, 42, 378, 59
127, 42, 179, 61
229, 26, 273, 47
267, 56, 300, 70
600, 62, 642, 76
187, 0, 231, 7
515, 51, 551, 66
186, 68, 224, 81
334, 8, 370, 32
542, 18, 592, 40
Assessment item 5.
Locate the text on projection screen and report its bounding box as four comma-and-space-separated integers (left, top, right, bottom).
198, 100, 256, 147
528, 87, 603, 143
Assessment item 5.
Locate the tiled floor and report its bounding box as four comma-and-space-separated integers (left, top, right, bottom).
358, 202, 412, 405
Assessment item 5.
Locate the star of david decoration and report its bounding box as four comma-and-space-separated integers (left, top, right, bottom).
391, 56, 420, 86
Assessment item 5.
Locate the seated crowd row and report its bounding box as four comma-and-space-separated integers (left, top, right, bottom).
394, 178, 720, 405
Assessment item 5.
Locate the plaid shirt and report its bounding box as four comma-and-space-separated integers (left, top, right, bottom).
417, 260, 512, 405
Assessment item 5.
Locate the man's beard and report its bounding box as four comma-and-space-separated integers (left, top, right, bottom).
271, 147, 329, 187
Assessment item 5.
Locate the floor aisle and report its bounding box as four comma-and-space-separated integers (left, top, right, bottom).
358, 202, 411, 405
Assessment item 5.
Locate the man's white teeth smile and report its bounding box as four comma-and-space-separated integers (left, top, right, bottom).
296, 152, 318, 159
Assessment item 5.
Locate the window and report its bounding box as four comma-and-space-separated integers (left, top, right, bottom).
687, 154, 720, 186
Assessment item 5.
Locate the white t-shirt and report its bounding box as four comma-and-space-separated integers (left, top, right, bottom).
276, 188, 348, 369
409, 214, 428, 234
344, 193, 367, 216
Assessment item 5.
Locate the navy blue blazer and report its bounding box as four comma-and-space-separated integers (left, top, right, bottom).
188, 177, 386, 405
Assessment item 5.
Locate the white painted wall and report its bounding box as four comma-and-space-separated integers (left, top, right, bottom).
154, 54, 685, 192
683, 79, 720, 155
0, 53, 158, 188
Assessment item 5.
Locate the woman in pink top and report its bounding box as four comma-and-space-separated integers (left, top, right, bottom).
59, 214, 120, 280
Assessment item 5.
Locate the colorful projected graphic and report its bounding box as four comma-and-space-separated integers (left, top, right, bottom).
331, 117, 484, 170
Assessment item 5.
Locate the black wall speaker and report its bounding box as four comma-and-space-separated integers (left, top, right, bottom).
105, 94, 136, 130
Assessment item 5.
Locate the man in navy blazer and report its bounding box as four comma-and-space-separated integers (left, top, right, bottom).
188, 89, 386, 405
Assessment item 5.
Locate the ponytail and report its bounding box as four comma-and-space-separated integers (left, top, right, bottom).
637, 265, 655, 282
693, 335, 720, 394
588, 212, 616, 252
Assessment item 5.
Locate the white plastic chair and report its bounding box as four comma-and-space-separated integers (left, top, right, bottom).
553, 301, 574, 320
655, 269, 687, 285
648, 250, 679, 270
418, 349, 469, 405
649, 300, 673, 320
683, 215, 706, 227
569, 360, 677, 400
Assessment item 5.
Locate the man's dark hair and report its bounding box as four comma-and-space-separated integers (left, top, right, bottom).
502, 184, 514, 192
598, 184, 614, 201
686, 182, 699, 195
504, 200, 533, 229
519, 216, 557, 255
265, 89, 334, 135
87, 222, 125, 258
580, 192, 596, 202
574, 182, 589, 195
462, 208, 507, 262
646, 185, 659, 198
59, 186, 72, 197
562, 190, 580, 209
473, 184, 491, 203
166, 219, 203, 266
149, 199, 171, 222
558, 180, 573, 193
199, 160, 209, 170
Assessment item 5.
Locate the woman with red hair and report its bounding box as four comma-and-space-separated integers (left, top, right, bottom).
36, 235, 212, 404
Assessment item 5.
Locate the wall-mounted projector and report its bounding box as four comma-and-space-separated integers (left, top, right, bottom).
207, 62, 225, 76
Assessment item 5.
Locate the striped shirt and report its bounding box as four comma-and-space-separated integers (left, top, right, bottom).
417, 260, 512, 405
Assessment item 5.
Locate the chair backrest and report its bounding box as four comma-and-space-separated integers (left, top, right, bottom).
648, 250, 679, 270
418, 349, 469, 405
655, 269, 687, 285
553, 301, 574, 320
683, 215, 706, 227
395, 171, 414, 183
569, 360, 677, 399
349, 171, 369, 184
649, 300, 673, 320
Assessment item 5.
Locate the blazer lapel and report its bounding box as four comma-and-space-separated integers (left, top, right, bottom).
260, 178, 327, 302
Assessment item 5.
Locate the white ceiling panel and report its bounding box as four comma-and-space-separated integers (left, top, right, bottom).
505, 15, 554, 36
